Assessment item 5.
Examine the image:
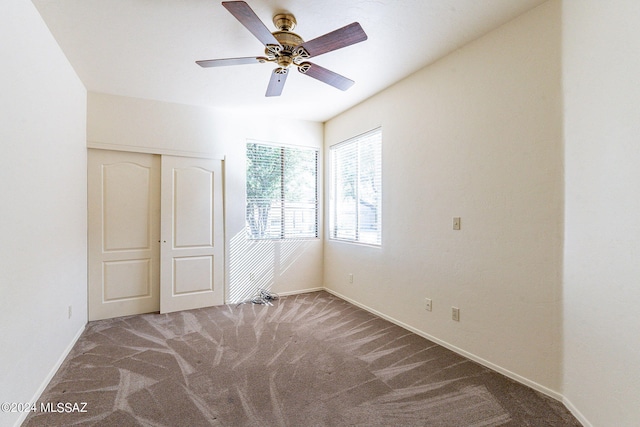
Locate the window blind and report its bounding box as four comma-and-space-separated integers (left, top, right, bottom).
329, 128, 382, 245
246, 142, 318, 239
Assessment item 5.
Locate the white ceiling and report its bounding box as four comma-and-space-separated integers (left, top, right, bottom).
33, 0, 546, 122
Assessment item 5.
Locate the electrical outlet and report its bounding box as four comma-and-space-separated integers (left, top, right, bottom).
348, 273, 354, 284
452, 307, 460, 322
424, 298, 432, 312
68, 305, 72, 319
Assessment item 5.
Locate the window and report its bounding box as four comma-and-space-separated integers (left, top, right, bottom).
329, 128, 382, 245
246, 142, 318, 239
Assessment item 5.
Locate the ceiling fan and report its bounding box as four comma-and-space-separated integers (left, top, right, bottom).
196, 1, 368, 97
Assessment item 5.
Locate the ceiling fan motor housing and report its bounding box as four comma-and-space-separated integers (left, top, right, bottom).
265, 13, 309, 69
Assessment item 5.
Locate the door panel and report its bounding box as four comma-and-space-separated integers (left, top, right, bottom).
88, 150, 160, 321
173, 167, 214, 248
103, 259, 151, 301
173, 256, 213, 294
160, 156, 224, 313
103, 162, 153, 251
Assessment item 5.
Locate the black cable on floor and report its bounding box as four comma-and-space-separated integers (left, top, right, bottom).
236, 288, 280, 307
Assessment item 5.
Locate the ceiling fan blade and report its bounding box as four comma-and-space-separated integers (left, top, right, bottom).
196, 57, 261, 67
296, 22, 367, 58
298, 62, 354, 91
222, 1, 280, 48
265, 68, 288, 97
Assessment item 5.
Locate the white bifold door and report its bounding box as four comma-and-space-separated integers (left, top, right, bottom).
88, 149, 224, 321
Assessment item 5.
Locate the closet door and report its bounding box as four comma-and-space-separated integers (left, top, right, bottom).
88, 150, 161, 321
160, 156, 225, 313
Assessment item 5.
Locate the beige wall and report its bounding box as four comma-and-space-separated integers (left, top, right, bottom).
563, 1, 640, 425
87, 93, 324, 303
0, 1, 87, 426
8, 1, 640, 426
324, 1, 563, 396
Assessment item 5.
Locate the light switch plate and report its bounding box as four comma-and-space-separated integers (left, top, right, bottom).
453, 217, 461, 230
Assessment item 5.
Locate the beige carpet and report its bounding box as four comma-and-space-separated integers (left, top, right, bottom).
23, 291, 581, 426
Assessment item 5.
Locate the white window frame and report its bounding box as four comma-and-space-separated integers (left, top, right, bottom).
245, 141, 319, 240
329, 128, 382, 246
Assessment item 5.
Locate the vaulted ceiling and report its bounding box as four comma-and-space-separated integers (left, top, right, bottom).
33, 0, 546, 122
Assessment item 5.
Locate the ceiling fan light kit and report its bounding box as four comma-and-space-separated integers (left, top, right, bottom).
196, 1, 368, 97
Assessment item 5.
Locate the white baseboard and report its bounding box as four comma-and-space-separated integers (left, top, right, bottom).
563, 397, 593, 427
276, 287, 325, 297
14, 323, 86, 427
323, 287, 564, 402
